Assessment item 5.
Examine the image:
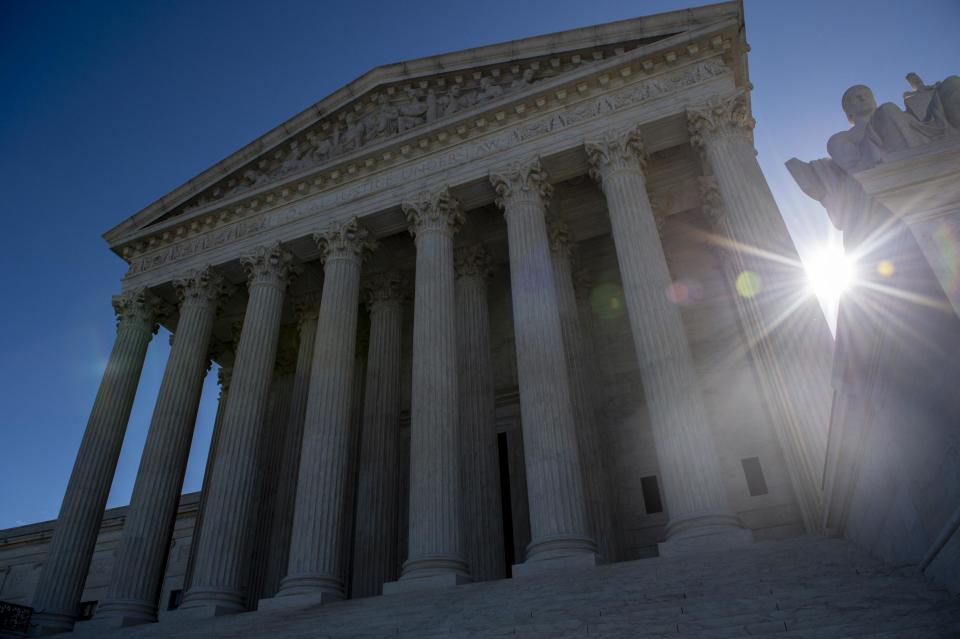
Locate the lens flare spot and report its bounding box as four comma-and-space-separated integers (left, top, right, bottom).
877, 260, 895, 278
735, 270, 762, 298
665, 281, 689, 304
591, 283, 625, 320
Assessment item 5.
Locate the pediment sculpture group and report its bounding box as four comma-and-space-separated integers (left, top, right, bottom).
181, 65, 577, 216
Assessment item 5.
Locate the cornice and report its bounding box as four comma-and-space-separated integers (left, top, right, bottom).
108, 18, 742, 262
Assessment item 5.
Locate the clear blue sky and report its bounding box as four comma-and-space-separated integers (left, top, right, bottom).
0, 0, 957, 530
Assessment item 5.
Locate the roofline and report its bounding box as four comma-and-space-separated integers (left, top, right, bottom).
102, 1, 740, 246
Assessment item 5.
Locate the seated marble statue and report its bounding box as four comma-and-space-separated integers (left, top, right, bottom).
827, 85, 931, 172
828, 78, 960, 173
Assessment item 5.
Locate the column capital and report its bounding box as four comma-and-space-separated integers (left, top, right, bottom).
402, 186, 464, 238
314, 217, 378, 264
490, 157, 553, 211
363, 270, 408, 310
698, 175, 725, 228
546, 213, 576, 260
112, 287, 166, 334
241, 242, 301, 290
453, 244, 494, 281
293, 291, 323, 326
686, 91, 755, 150
585, 125, 647, 185
173, 266, 235, 312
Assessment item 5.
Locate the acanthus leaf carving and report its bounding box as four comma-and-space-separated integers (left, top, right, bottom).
112, 287, 167, 334
402, 186, 465, 238
490, 157, 553, 210
453, 244, 494, 280
240, 241, 301, 289
313, 217, 377, 263
585, 125, 647, 185
363, 270, 409, 309
173, 266, 235, 311
687, 90, 755, 151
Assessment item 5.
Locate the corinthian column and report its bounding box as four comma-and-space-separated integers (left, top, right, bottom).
351, 271, 406, 598
586, 126, 749, 554
489, 159, 597, 571
454, 245, 505, 582
387, 186, 469, 592
181, 242, 299, 615
262, 293, 321, 598
688, 93, 832, 532
546, 217, 617, 563
30, 289, 163, 635
271, 218, 375, 606
97, 268, 233, 627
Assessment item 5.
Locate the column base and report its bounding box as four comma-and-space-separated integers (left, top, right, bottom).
659, 512, 753, 558
275, 573, 345, 599
176, 588, 245, 618
512, 534, 599, 578
257, 590, 341, 611
27, 611, 76, 636
89, 599, 157, 629
512, 551, 599, 578
383, 572, 470, 595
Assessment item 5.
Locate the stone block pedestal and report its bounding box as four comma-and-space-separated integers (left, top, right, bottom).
257, 591, 343, 611
658, 526, 754, 558
511, 552, 599, 578
382, 573, 470, 595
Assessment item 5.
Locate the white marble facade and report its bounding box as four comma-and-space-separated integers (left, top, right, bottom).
11, 2, 840, 634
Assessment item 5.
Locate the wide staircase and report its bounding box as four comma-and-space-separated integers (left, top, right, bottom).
86, 537, 960, 638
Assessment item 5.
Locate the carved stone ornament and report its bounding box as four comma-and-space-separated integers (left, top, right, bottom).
173, 266, 235, 311
490, 157, 553, 210
292, 291, 323, 325
240, 241, 301, 289
687, 91, 755, 151
402, 186, 465, 237
363, 270, 408, 309
585, 125, 647, 184
453, 244, 494, 280
111, 287, 166, 333
313, 217, 378, 263
546, 211, 576, 259
698, 175, 724, 226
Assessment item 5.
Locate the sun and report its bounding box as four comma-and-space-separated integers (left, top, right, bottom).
806, 243, 855, 307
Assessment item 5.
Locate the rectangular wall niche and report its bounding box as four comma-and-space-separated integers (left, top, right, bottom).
640, 475, 664, 514
741, 456, 769, 496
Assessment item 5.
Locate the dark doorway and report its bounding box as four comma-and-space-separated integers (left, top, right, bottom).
497, 432, 516, 577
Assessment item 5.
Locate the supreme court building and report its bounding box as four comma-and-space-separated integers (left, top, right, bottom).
5, 2, 867, 635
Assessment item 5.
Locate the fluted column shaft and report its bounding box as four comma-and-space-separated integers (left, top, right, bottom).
547, 224, 617, 563
30, 291, 161, 634
490, 160, 595, 562
99, 269, 230, 625
351, 272, 405, 597
454, 246, 505, 581
183, 350, 234, 594
182, 243, 298, 613
278, 218, 374, 600
689, 93, 832, 532
262, 298, 320, 598
586, 128, 743, 541
400, 187, 468, 581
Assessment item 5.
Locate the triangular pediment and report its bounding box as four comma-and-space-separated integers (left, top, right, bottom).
104, 1, 742, 252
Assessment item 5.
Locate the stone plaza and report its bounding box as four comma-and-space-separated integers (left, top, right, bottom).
2, 1, 960, 637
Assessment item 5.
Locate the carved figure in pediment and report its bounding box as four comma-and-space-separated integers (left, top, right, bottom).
277, 140, 310, 175
476, 76, 504, 103
306, 129, 335, 162
439, 84, 466, 117
373, 93, 400, 138
510, 68, 536, 90
397, 88, 429, 132
340, 112, 366, 152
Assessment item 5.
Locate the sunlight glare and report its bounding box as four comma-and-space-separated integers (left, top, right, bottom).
806, 244, 854, 307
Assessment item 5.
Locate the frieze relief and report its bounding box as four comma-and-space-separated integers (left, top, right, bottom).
125, 56, 730, 280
